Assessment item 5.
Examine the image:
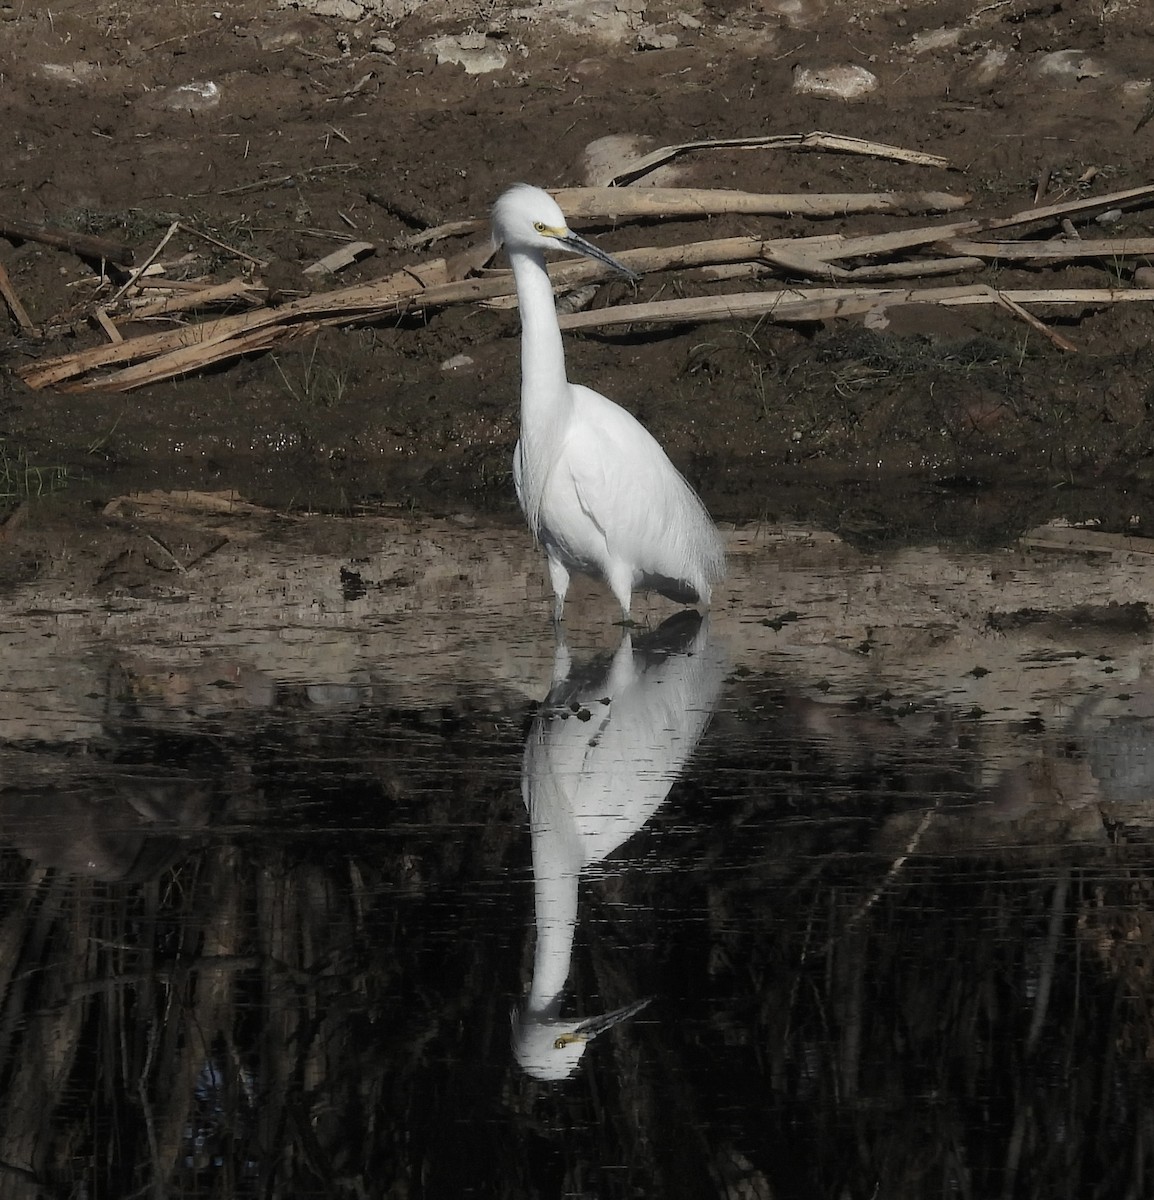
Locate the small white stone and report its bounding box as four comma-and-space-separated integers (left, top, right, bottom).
370, 34, 396, 52
909, 26, 961, 55
970, 46, 1010, 85
636, 24, 678, 49
427, 33, 508, 74
792, 63, 878, 100
148, 80, 222, 111
1033, 49, 1107, 81
440, 354, 475, 372
37, 61, 100, 86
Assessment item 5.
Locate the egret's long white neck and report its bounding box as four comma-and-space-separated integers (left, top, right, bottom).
509, 245, 571, 411
508, 245, 573, 535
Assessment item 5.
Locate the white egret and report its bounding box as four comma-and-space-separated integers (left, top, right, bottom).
513, 612, 727, 1079
491, 184, 726, 623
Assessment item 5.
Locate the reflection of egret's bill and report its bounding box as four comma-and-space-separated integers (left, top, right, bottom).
513, 612, 726, 1080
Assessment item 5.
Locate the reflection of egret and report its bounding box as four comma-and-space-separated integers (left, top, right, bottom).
491, 184, 725, 623
513, 612, 726, 1079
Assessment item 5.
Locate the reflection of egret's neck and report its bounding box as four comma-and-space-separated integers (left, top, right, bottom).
525, 773, 581, 1016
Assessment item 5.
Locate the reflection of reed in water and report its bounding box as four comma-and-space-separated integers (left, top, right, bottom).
514, 613, 727, 1079
0, 695, 536, 1198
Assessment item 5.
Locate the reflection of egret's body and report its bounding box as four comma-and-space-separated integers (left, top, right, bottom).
513, 613, 726, 1079
491, 184, 726, 622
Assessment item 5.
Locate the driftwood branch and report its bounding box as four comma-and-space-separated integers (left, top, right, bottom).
554, 285, 1154, 331
551, 186, 971, 220
0, 216, 136, 265
15, 178, 1154, 393
601, 131, 953, 187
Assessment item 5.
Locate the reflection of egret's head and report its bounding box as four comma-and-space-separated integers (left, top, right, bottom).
511, 997, 651, 1081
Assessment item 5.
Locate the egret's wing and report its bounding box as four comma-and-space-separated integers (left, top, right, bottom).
561, 386, 724, 587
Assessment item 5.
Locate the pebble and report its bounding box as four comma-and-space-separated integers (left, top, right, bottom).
146, 81, 222, 112
908, 26, 962, 55
792, 64, 878, 100
426, 32, 508, 74
636, 25, 678, 50
1032, 49, 1107, 81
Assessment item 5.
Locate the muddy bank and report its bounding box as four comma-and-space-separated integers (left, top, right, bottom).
2, 0, 1154, 541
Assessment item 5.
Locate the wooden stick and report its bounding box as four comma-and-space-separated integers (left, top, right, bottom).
0, 216, 136, 265
986, 183, 1154, 232
840, 256, 985, 282
550, 186, 972, 220
133, 278, 219, 291
942, 237, 1154, 261
177, 222, 267, 268
602, 131, 952, 186
992, 289, 1078, 351
395, 219, 482, 250
554, 285, 1154, 331
108, 221, 180, 304
0, 259, 37, 334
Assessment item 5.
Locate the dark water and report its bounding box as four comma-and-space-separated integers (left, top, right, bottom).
2, 531, 1154, 1200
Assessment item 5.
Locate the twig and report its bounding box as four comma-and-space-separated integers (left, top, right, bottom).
394, 218, 483, 250
993, 290, 1078, 352
215, 163, 357, 197
177, 222, 267, 268
987, 182, 1154, 232
144, 531, 188, 573
848, 801, 940, 929
108, 221, 179, 305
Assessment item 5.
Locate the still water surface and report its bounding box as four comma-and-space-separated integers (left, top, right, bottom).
1, 509, 1153, 1198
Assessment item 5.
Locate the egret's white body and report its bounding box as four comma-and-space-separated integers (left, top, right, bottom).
513, 613, 727, 1079
492, 184, 725, 622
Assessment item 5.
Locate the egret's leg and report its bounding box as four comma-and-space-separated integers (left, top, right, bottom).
546, 556, 570, 624
605, 561, 635, 625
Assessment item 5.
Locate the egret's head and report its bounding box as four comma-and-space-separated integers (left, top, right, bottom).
492, 183, 639, 280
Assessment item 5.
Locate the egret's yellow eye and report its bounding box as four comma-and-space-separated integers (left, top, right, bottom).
533, 221, 547, 233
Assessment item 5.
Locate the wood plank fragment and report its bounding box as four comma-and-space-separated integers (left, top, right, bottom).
0, 259, 37, 334
303, 240, 376, 277
122, 279, 266, 320
92, 308, 123, 343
